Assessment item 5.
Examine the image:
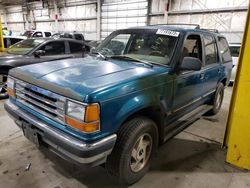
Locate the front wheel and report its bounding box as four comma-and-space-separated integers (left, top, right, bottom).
206, 82, 224, 115
0, 74, 8, 99
105, 116, 158, 185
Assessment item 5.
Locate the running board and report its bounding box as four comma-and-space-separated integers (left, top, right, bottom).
163, 105, 212, 142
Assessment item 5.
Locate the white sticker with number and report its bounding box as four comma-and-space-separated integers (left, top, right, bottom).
156, 29, 180, 37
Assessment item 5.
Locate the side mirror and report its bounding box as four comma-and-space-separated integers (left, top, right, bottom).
90, 47, 96, 54
82, 45, 86, 57
180, 57, 202, 71
34, 50, 45, 58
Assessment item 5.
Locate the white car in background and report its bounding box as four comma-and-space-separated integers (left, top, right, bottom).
22, 30, 53, 38
229, 43, 241, 84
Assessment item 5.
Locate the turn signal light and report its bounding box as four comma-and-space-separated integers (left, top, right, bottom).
65, 116, 100, 133
7, 88, 15, 97
85, 104, 100, 122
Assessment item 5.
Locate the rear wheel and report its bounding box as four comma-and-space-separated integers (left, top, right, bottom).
206, 82, 224, 115
106, 116, 158, 185
0, 74, 8, 99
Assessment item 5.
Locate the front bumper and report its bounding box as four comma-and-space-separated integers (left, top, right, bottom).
4, 99, 117, 166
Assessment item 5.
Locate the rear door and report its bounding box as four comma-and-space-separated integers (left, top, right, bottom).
202, 34, 221, 96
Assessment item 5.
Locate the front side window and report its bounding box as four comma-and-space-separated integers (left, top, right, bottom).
39, 41, 65, 55
96, 30, 179, 65
182, 34, 202, 61
204, 35, 217, 65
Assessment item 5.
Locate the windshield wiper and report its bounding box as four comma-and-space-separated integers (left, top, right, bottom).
110, 55, 154, 68
91, 51, 107, 60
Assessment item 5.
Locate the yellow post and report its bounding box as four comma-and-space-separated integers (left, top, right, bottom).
0, 17, 4, 51
225, 4, 250, 169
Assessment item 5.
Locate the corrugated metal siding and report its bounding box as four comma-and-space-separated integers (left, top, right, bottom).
101, 0, 148, 39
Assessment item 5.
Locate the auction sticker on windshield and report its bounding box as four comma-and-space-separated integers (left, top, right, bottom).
156, 29, 180, 37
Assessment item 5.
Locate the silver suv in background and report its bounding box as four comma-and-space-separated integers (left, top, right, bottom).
229, 43, 241, 84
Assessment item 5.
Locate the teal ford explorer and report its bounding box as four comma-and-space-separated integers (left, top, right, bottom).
4, 25, 232, 185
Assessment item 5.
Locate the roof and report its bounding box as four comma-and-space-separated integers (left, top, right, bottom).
126, 25, 223, 36
27, 37, 83, 43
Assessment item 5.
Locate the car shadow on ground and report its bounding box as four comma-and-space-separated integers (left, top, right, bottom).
39, 136, 242, 188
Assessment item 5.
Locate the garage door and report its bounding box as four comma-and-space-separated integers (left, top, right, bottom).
101, 0, 148, 40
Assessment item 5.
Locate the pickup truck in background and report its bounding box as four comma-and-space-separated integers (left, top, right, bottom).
5, 25, 232, 185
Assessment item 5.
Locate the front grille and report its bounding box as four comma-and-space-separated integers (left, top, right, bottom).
15, 79, 66, 124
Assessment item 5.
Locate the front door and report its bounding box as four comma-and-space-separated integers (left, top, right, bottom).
172, 34, 204, 116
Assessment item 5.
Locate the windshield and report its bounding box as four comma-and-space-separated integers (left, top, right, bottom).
96, 29, 179, 65
7, 39, 44, 55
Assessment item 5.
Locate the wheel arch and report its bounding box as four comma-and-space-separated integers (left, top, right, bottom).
116, 105, 166, 145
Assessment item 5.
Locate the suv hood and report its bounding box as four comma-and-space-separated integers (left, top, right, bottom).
10, 56, 167, 102
0, 52, 26, 65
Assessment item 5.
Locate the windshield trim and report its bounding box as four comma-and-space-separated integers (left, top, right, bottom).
96, 28, 181, 67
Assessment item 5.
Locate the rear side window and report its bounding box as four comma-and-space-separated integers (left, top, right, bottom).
45, 32, 51, 37
204, 35, 217, 65
69, 42, 83, 53
218, 37, 232, 63
74, 34, 84, 40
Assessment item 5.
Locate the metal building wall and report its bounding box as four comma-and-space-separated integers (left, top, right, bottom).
101, 0, 148, 40
0, 0, 248, 42
149, 0, 249, 43
0, 0, 98, 40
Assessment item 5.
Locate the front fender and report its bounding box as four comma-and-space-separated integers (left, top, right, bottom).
100, 91, 169, 135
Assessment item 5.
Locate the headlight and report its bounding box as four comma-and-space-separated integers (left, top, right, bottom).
7, 77, 15, 97
67, 100, 86, 121
65, 100, 100, 133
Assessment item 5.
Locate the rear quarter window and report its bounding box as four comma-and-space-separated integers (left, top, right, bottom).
218, 37, 232, 64
69, 42, 83, 53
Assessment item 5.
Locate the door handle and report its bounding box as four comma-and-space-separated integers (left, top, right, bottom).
200, 72, 205, 80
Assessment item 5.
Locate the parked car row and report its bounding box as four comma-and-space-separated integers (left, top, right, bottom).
0, 37, 93, 98
3, 25, 233, 185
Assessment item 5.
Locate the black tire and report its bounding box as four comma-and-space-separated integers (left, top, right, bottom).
0, 73, 9, 99
206, 82, 224, 115
105, 116, 158, 185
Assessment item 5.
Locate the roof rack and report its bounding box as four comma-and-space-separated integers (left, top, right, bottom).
149, 23, 200, 29
199, 28, 219, 33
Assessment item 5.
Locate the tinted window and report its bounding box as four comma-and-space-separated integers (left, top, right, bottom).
45, 32, 51, 37
74, 34, 84, 40
33, 32, 43, 37
69, 42, 83, 53
218, 37, 232, 63
204, 35, 217, 65
229, 46, 240, 57
183, 35, 202, 61
9, 38, 23, 45
40, 41, 65, 55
